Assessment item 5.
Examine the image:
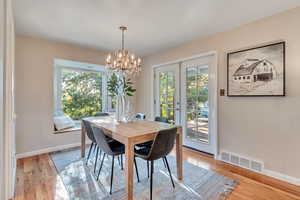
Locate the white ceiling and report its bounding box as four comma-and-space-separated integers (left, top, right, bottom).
13, 0, 300, 56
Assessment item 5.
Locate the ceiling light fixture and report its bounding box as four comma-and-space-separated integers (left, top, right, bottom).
105, 26, 142, 75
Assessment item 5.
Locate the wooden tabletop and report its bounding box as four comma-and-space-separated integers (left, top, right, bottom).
86, 116, 178, 144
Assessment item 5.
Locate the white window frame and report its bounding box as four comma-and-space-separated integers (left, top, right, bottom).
53, 59, 115, 119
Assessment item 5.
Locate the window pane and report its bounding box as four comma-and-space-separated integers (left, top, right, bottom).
159, 71, 175, 124
186, 66, 209, 143
61, 69, 102, 120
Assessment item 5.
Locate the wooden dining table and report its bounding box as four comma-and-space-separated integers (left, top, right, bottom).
81, 115, 183, 200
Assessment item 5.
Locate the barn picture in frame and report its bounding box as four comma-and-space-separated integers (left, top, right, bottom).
227, 42, 285, 97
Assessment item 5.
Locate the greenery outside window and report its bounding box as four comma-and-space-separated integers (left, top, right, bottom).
61, 68, 103, 120
54, 59, 114, 123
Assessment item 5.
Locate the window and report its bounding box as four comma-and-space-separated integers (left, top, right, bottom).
54, 59, 115, 121
247, 76, 250, 79
61, 68, 103, 120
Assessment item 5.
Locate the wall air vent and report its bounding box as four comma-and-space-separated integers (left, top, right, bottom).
219, 151, 263, 173
251, 160, 263, 172
240, 157, 251, 169
221, 152, 230, 162
230, 154, 239, 165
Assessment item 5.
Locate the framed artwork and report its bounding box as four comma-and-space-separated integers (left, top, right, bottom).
227, 42, 285, 97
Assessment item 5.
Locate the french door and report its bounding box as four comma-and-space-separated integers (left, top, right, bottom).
154, 64, 180, 125
181, 56, 216, 154
154, 55, 217, 155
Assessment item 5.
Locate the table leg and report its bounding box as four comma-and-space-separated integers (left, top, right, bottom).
176, 126, 183, 180
81, 121, 86, 158
125, 141, 134, 200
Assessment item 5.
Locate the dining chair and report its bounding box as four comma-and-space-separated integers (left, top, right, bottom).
82, 118, 114, 173
92, 126, 140, 194
82, 119, 99, 173
134, 127, 177, 200
135, 116, 170, 175
135, 116, 169, 148
94, 112, 110, 117
135, 113, 146, 119
93, 112, 122, 163
154, 116, 169, 123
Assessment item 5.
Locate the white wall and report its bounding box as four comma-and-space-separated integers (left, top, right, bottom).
136, 7, 300, 180
0, 1, 5, 199
15, 36, 108, 155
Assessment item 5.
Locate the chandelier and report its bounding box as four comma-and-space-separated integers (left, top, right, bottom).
105, 26, 142, 75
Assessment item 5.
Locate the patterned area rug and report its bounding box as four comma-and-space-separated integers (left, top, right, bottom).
50, 147, 238, 200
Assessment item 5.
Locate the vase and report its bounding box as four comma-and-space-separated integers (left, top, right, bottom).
116, 95, 133, 122
116, 95, 124, 121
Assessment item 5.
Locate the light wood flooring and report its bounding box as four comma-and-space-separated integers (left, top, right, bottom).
14, 147, 300, 200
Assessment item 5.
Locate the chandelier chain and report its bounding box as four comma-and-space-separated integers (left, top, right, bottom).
121, 28, 124, 50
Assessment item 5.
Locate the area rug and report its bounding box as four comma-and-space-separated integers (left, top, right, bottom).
50, 147, 238, 200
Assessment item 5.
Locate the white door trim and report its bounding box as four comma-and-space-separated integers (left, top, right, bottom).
180, 55, 218, 155
153, 64, 180, 125
2, 0, 16, 199
150, 51, 218, 157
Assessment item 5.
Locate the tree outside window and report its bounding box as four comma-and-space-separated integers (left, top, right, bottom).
61, 69, 102, 120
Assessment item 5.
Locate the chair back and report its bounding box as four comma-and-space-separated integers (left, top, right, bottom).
146, 127, 177, 161
94, 112, 109, 117
136, 113, 146, 119
91, 126, 114, 155
154, 116, 169, 123
82, 119, 96, 143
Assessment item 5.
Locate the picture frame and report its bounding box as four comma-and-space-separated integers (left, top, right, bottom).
227, 42, 285, 97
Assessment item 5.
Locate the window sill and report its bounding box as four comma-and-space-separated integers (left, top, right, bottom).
53, 125, 81, 134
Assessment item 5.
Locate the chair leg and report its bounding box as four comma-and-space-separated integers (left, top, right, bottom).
109, 155, 115, 195
117, 156, 121, 167
120, 154, 123, 170
134, 156, 140, 182
162, 157, 167, 168
86, 142, 94, 165
150, 161, 154, 200
164, 157, 175, 188
147, 161, 149, 178
93, 144, 97, 154
97, 153, 106, 181
94, 146, 99, 173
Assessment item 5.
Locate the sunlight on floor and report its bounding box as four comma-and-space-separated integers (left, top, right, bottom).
186, 157, 211, 170
55, 175, 69, 200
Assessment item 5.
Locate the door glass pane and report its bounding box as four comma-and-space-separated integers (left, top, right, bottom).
159, 71, 175, 124
186, 66, 209, 143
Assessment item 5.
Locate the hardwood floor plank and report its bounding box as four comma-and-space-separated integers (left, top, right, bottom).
14, 148, 300, 200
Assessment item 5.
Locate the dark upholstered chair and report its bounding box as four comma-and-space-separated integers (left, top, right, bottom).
82, 119, 99, 172
94, 112, 110, 117
154, 116, 168, 123
136, 113, 146, 119
135, 127, 177, 200
92, 126, 140, 194
135, 116, 169, 149
82, 118, 114, 173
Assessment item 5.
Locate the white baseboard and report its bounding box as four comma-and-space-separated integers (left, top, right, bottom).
216, 153, 300, 187
16, 141, 92, 159
263, 169, 300, 187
